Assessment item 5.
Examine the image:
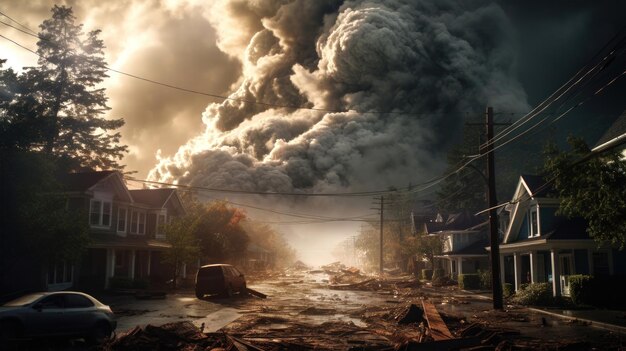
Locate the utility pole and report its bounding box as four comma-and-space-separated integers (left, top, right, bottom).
482, 106, 503, 310
371, 196, 385, 274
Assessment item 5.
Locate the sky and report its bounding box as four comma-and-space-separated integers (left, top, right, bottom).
1, 0, 625, 266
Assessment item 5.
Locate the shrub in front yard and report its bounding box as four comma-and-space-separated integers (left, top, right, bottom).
510, 282, 553, 306
502, 283, 514, 298
109, 277, 134, 289
458, 274, 480, 290
432, 268, 445, 280
569, 275, 594, 306
132, 278, 150, 289
477, 269, 492, 289
421, 269, 433, 280
109, 277, 150, 290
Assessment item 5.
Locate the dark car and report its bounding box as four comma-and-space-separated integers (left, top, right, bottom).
0, 291, 116, 344
195, 264, 247, 298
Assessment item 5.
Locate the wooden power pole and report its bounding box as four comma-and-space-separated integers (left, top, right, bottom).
372, 196, 385, 274
483, 106, 504, 310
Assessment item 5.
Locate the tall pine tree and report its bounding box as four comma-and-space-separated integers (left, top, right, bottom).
23, 5, 126, 170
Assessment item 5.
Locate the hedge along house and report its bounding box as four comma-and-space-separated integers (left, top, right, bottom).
425, 211, 490, 280
496, 175, 626, 297
58, 171, 185, 291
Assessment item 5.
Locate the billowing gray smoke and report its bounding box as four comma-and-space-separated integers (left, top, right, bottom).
148, 0, 529, 192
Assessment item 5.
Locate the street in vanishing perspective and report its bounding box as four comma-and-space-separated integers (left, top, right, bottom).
100, 264, 624, 350
1, 1, 626, 350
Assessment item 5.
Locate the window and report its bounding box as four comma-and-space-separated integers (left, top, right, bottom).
138, 212, 145, 234
64, 294, 94, 308
47, 262, 73, 285
530, 210, 539, 236
157, 214, 166, 236
593, 252, 610, 276
117, 207, 127, 233
38, 295, 64, 309
90, 199, 112, 227
129, 210, 146, 234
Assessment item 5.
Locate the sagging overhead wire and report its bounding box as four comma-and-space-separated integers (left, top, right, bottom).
1, 10, 624, 200
0, 16, 480, 119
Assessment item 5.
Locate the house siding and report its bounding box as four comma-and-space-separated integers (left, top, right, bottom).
612, 249, 626, 275
574, 249, 589, 274
539, 207, 557, 233
518, 216, 530, 240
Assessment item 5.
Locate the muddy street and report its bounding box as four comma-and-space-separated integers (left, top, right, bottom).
101, 268, 623, 350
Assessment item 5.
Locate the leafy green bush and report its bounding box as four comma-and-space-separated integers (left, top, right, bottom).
458, 274, 480, 290
502, 283, 514, 298
132, 278, 149, 289
510, 283, 553, 306
109, 277, 134, 289
432, 268, 445, 280
421, 269, 433, 280
477, 269, 492, 289
569, 275, 593, 305
109, 277, 149, 290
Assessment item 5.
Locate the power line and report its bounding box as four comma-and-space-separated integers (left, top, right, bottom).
0, 18, 482, 119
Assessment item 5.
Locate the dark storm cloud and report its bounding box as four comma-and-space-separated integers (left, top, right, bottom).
1, 0, 242, 176
150, 0, 530, 192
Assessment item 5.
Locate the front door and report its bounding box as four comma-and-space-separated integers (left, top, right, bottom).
559, 254, 573, 296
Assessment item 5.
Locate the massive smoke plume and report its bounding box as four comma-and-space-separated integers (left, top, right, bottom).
148, 0, 529, 192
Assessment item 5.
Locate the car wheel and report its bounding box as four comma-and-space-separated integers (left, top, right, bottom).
223, 284, 234, 297
240, 282, 247, 294
87, 322, 112, 345
0, 320, 21, 341
195, 290, 204, 299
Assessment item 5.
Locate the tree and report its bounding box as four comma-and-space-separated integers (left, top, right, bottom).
543, 136, 626, 249
241, 221, 296, 269
162, 209, 201, 289
1, 6, 126, 170
0, 150, 90, 293
436, 125, 487, 213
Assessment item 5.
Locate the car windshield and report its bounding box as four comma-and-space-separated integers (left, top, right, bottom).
198, 266, 223, 277
3, 293, 45, 307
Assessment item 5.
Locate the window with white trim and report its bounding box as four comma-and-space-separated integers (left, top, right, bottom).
47, 261, 73, 285
90, 199, 112, 227
157, 213, 167, 237
529, 209, 539, 237
129, 209, 146, 234
117, 207, 128, 233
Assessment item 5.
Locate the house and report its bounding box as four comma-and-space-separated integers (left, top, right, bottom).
54, 171, 185, 291
243, 243, 274, 270
592, 109, 626, 155
426, 211, 490, 279
496, 175, 626, 297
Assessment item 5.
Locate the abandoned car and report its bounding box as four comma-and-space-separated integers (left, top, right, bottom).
195, 264, 247, 298
0, 291, 117, 344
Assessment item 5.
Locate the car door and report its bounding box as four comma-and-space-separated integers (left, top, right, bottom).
62, 293, 96, 334
27, 294, 66, 336
230, 267, 244, 290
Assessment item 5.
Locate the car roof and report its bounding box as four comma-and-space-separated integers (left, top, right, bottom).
37, 291, 104, 305
199, 264, 232, 268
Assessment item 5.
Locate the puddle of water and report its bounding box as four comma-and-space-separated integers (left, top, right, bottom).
192, 307, 243, 332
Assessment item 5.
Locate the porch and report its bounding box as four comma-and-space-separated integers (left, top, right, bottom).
434, 255, 490, 280
499, 243, 614, 297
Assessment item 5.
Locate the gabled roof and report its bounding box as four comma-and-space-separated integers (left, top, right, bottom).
519, 174, 553, 198
593, 109, 626, 152
129, 188, 176, 208
543, 217, 589, 241
425, 210, 482, 234
443, 236, 489, 256
59, 171, 117, 192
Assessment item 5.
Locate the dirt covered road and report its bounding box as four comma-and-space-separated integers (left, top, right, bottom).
102, 267, 624, 350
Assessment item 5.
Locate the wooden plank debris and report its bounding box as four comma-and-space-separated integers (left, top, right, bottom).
421, 300, 453, 341
245, 287, 267, 299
